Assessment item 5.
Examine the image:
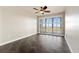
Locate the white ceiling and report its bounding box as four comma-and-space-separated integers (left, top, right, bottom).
2, 6, 66, 16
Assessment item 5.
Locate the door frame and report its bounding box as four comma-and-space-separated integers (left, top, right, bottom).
37, 12, 65, 36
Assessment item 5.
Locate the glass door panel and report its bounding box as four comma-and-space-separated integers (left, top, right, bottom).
53, 17, 61, 35
40, 19, 46, 33
46, 18, 52, 33
40, 17, 64, 36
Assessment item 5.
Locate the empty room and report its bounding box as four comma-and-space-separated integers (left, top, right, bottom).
0, 6, 79, 53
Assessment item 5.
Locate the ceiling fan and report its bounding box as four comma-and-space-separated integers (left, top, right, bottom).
33, 6, 50, 14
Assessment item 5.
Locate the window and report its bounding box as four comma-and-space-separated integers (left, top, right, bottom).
53, 17, 61, 31
39, 16, 64, 36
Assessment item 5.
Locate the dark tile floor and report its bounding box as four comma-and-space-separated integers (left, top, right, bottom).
0, 34, 70, 53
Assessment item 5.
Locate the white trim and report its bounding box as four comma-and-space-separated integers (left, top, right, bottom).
65, 34, 73, 53
0, 33, 37, 46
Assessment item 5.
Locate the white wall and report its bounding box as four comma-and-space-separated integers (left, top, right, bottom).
0, 7, 37, 45
65, 7, 79, 53
0, 8, 2, 44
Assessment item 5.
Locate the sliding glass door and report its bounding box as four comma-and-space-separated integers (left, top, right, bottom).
53, 17, 61, 35
40, 19, 46, 33
46, 18, 53, 33
39, 17, 64, 36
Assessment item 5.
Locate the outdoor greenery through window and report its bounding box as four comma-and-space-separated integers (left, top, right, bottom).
40, 17, 61, 33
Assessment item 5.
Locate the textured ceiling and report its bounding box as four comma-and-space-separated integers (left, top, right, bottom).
1, 6, 66, 16
18, 6, 65, 16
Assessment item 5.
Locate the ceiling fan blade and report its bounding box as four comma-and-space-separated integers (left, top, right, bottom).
43, 6, 47, 10
33, 8, 38, 10
44, 10, 50, 13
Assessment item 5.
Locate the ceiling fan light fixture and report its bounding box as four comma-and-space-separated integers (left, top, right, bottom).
33, 6, 50, 14
40, 11, 44, 14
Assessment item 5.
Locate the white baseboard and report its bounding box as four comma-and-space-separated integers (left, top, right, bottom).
65, 34, 73, 53
0, 33, 37, 46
